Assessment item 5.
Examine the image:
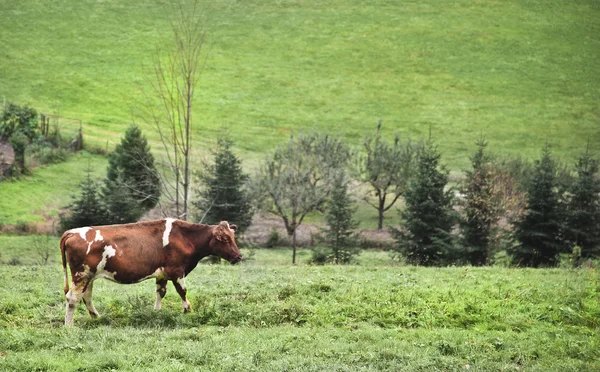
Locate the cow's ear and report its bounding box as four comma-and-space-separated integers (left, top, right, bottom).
230, 224, 238, 233
213, 225, 229, 242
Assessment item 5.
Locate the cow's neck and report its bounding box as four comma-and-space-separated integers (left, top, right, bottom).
179, 222, 213, 262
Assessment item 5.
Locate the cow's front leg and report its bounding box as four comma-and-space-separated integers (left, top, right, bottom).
154, 279, 167, 310
82, 280, 100, 318
172, 277, 191, 313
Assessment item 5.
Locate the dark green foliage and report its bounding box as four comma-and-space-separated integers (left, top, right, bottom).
391, 139, 456, 266
511, 146, 565, 267
265, 228, 280, 248
565, 146, 600, 260
313, 174, 360, 264
460, 139, 500, 266
193, 134, 253, 233
59, 168, 110, 231
102, 171, 145, 225
0, 102, 38, 140
8, 131, 29, 174
106, 124, 160, 211
356, 121, 418, 230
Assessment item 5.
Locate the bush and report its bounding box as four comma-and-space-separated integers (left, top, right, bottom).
37, 146, 68, 165
266, 228, 280, 248
309, 247, 332, 265
15, 221, 36, 234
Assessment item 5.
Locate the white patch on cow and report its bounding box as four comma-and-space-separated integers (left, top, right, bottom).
70, 227, 91, 241
86, 230, 105, 255
176, 277, 187, 291
163, 218, 175, 247
96, 245, 116, 273
154, 283, 163, 310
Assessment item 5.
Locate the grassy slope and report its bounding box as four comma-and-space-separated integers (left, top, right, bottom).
0, 0, 598, 169
0, 243, 599, 370
0, 152, 107, 224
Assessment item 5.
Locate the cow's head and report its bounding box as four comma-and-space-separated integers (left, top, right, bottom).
210, 221, 242, 264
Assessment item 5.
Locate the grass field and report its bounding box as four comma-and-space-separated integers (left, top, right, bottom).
0, 237, 599, 370
1, 0, 598, 168
0, 152, 107, 225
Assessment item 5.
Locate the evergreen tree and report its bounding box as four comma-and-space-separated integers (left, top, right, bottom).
565, 146, 600, 260
511, 145, 564, 267
314, 173, 360, 264
460, 139, 500, 266
102, 170, 145, 224
106, 124, 160, 211
391, 139, 456, 266
194, 134, 253, 233
59, 168, 110, 231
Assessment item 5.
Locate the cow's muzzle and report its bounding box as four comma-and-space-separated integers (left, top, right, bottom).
230, 255, 243, 265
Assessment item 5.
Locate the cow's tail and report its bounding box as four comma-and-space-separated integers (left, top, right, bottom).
60, 233, 72, 295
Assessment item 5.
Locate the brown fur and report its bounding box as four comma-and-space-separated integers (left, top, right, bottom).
60, 219, 241, 326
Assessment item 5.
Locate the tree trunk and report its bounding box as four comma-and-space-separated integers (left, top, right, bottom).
378, 197, 385, 230
292, 230, 297, 265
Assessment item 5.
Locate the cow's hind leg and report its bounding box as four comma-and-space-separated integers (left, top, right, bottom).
154, 279, 167, 311
172, 277, 191, 313
65, 280, 87, 326
82, 280, 100, 318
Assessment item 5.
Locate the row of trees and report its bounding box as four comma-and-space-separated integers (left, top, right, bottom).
60, 122, 599, 268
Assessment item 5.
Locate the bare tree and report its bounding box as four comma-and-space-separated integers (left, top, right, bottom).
32, 234, 52, 265
256, 131, 351, 264
140, 0, 210, 220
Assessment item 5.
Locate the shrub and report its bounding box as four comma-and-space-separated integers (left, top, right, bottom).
265, 228, 280, 248
309, 246, 332, 265
15, 220, 36, 234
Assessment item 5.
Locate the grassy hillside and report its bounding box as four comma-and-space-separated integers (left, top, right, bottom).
1, 0, 598, 169
0, 243, 599, 370
0, 152, 107, 225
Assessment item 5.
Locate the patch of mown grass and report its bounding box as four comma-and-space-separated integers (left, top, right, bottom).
0, 245, 599, 370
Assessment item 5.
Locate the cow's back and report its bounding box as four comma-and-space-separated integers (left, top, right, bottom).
64, 220, 170, 284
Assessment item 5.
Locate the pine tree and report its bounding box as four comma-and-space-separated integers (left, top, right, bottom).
511, 145, 564, 267
194, 134, 253, 233
460, 138, 500, 266
314, 173, 360, 264
102, 170, 145, 224
59, 168, 110, 231
565, 146, 600, 260
106, 124, 160, 211
391, 139, 456, 266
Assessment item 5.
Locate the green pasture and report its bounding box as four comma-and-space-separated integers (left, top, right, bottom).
1, 0, 598, 169
0, 152, 107, 225
0, 239, 599, 370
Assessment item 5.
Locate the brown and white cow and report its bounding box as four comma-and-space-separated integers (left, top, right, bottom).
60, 218, 242, 326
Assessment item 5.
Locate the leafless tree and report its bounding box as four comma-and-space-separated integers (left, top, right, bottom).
33, 234, 52, 265
139, 0, 210, 220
